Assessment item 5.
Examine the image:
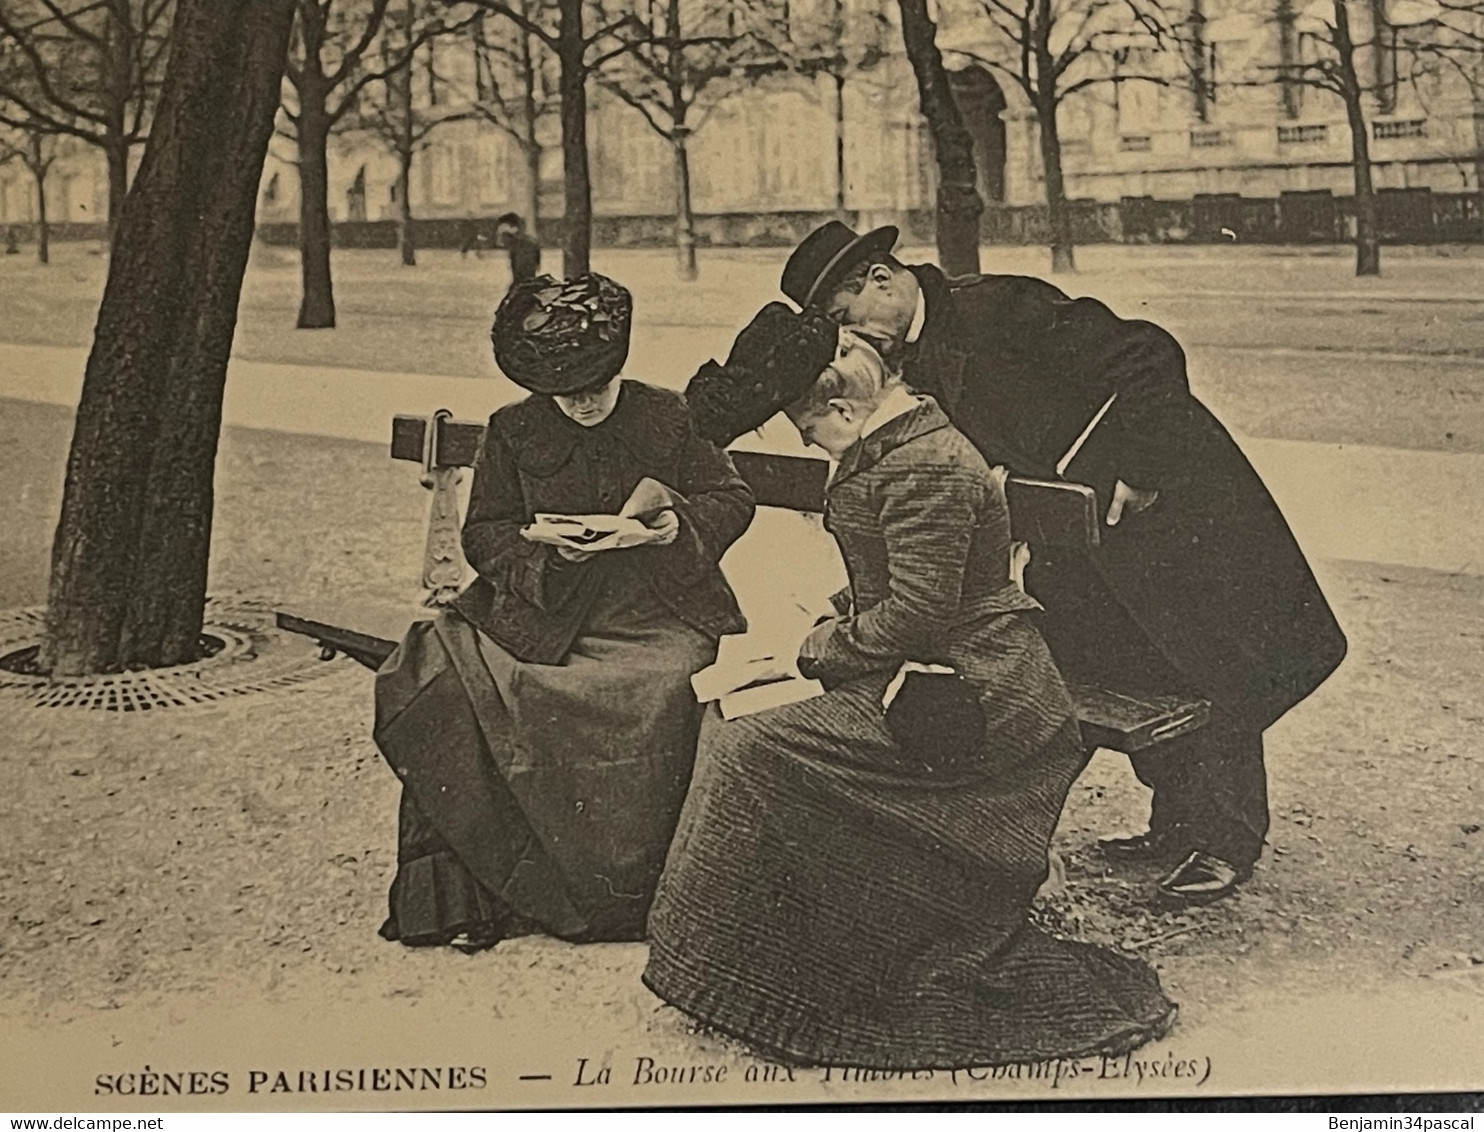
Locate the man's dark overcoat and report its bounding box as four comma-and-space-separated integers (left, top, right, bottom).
902, 265, 1347, 732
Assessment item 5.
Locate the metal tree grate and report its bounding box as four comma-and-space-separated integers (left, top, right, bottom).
0, 598, 349, 711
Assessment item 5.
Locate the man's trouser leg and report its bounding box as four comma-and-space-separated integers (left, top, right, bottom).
1129, 709, 1268, 869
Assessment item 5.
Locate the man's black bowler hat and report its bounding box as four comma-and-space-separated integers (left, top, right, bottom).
780, 221, 900, 310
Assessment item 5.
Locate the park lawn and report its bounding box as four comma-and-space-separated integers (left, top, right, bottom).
0, 242, 1482, 453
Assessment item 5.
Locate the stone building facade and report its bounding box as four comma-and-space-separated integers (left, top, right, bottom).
2, 0, 1479, 240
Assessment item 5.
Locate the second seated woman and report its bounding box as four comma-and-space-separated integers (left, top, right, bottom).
374, 273, 754, 953
646, 336, 1176, 1069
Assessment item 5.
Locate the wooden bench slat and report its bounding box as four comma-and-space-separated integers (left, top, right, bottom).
390, 416, 485, 467
728, 451, 829, 513
276, 604, 428, 671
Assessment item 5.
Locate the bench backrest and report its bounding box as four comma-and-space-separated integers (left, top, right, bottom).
390, 413, 1103, 554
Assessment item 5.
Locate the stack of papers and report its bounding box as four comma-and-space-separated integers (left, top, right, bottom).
692, 637, 824, 720
522, 513, 654, 553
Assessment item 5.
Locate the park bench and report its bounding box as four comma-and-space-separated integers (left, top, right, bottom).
276, 410, 1209, 755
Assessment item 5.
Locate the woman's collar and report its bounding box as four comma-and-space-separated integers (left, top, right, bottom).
905, 287, 928, 344
860, 384, 921, 439
831, 396, 950, 487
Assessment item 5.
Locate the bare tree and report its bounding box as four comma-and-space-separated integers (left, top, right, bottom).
1209, 0, 1484, 276
0, 124, 56, 260
1301, 0, 1383, 273
342, 6, 472, 265
948, 0, 1175, 272
595, 0, 784, 280
280, 0, 471, 327
41, 0, 297, 677
466, 0, 641, 276
0, 0, 174, 241
780, 0, 894, 219
897, 0, 983, 274
462, 1, 558, 230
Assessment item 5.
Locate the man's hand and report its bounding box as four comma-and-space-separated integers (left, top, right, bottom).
1106, 480, 1160, 526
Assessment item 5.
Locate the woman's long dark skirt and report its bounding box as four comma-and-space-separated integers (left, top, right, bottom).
644, 615, 1176, 1069
374, 599, 715, 946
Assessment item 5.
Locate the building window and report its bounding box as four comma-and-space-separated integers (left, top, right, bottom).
1373, 119, 1425, 139
1119, 135, 1153, 152
1277, 123, 1327, 144
428, 144, 458, 206
475, 136, 508, 206
1190, 128, 1231, 147
1114, 47, 1163, 134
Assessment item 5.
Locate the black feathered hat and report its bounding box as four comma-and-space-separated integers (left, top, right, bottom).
492, 273, 632, 395
684, 302, 841, 447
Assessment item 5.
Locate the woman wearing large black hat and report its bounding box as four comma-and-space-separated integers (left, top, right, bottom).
372, 273, 755, 952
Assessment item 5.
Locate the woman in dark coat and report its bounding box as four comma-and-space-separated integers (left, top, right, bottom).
644, 339, 1174, 1070
374, 274, 754, 952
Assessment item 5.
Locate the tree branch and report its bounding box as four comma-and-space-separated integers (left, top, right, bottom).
596, 75, 675, 138
465, 0, 557, 50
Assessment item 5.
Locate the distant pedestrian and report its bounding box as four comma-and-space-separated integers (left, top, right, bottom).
458, 219, 491, 258
495, 212, 541, 286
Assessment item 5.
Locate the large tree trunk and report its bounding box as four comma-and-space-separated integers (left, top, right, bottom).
393, 8, 417, 268
1277, 0, 1301, 118
1334, 1, 1380, 277
30, 160, 49, 266
103, 135, 130, 247
40, 0, 297, 677
896, 0, 982, 276
1035, 92, 1075, 273
521, 139, 542, 238
557, 0, 591, 277
295, 98, 337, 328
101, 7, 134, 248
1033, 0, 1074, 272
672, 129, 697, 281
833, 68, 848, 220
519, 19, 543, 232
1344, 93, 1381, 276
397, 146, 416, 267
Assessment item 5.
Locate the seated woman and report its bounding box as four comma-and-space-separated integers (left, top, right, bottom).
644, 337, 1175, 1069
374, 273, 754, 952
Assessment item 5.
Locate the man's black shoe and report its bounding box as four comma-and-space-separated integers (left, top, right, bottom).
1097, 826, 1191, 864
1156, 851, 1252, 906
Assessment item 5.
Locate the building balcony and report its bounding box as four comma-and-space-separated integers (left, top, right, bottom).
1277, 123, 1330, 145
1372, 118, 1427, 140
1190, 127, 1233, 149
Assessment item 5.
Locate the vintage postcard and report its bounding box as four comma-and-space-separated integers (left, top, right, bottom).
1, 0, 1482, 1114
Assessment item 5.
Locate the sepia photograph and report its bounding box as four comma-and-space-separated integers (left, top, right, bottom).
0, 0, 1481, 1113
